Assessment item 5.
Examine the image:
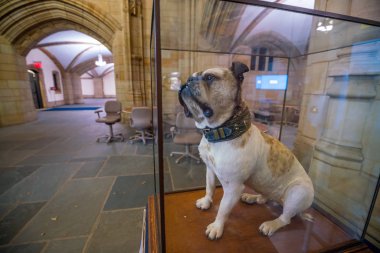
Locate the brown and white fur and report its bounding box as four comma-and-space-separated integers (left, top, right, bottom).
179, 62, 314, 240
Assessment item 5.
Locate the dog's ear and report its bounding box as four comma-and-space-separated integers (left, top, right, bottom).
230, 62, 249, 107
230, 62, 249, 83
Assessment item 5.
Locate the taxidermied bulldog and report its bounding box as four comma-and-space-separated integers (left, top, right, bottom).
178, 62, 314, 240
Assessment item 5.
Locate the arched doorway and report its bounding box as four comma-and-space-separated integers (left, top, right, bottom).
25, 30, 116, 107
28, 70, 43, 109
0, 0, 124, 126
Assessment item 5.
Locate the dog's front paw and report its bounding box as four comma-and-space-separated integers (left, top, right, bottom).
196, 197, 212, 210
206, 222, 224, 240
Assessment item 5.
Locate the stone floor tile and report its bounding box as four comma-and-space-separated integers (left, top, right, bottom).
99, 156, 155, 176
0, 164, 79, 204
0, 205, 14, 220
134, 142, 154, 155
15, 137, 59, 151
168, 158, 207, 190
134, 142, 185, 157
33, 141, 83, 156
104, 175, 155, 210
85, 209, 144, 253
0, 242, 46, 253
108, 142, 137, 155
70, 157, 107, 163
0, 202, 45, 245
44, 238, 86, 253
0, 150, 38, 167
13, 177, 114, 243
0, 166, 40, 195
16, 154, 74, 166
73, 161, 104, 179
0, 141, 24, 152
73, 144, 122, 159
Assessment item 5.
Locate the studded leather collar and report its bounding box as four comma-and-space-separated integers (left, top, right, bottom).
201, 106, 251, 143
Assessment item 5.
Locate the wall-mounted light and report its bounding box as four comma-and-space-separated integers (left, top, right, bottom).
316, 18, 334, 32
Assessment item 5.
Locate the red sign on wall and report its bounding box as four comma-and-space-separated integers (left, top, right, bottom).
33, 61, 42, 69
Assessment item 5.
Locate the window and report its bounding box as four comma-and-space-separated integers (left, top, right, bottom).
250, 47, 273, 71
52, 71, 61, 92
256, 75, 288, 90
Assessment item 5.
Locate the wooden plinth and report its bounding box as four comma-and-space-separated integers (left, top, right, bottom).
165, 188, 354, 253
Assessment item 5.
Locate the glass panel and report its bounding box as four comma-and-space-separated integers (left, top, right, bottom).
158, 0, 380, 251
292, 39, 380, 239
151, 2, 159, 203
160, 0, 380, 57
160, 50, 286, 190
150, 3, 162, 251
365, 187, 380, 248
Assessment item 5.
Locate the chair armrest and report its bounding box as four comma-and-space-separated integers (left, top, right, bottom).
94, 109, 103, 118
170, 126, 177, 139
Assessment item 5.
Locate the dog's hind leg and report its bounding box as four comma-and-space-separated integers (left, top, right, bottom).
259, 184, 313, 236
241, 193, 267, 204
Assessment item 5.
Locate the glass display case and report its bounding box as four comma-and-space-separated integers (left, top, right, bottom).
149, 0, 380, 252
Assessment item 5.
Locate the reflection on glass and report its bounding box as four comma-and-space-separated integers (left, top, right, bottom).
156, 0, 380, 252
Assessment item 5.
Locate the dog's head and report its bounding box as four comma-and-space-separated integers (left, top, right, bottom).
179, 61, 249, 128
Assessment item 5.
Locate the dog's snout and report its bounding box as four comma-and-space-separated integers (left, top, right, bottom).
179, 84, 191, 97
187, 75, 202, 85
187, 76, 196, 83
181, 86, 191, 97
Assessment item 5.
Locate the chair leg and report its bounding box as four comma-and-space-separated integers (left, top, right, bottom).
129, 129, 153, 144
97, 124, 124, 143
170, 144, 200, 164
142, 131, 146, 145
102, 124, 114, 143
175, 154, 186, 164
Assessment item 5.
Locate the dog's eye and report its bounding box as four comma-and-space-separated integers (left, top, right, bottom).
204, 74, 216, 83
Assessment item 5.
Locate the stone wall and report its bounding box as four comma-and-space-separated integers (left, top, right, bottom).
296, 40, 380, 242
0, 36, 37, 127
294, 2, 380, 242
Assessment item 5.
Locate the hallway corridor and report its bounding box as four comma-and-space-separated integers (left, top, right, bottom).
0, 99, 207, 253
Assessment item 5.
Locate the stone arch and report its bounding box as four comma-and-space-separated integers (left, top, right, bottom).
0, 0, 121, 56
241, 32, 301, 58
0, 0, 123, 126
233, 31, 306, 73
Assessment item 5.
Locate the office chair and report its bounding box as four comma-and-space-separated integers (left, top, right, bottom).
129, 107, 153, 144
170, 112, 202, 164
95, 100, 124, 143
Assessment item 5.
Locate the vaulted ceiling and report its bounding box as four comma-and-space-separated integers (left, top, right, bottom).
28, 30, 114, 77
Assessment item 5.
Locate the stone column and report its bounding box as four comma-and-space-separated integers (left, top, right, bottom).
62, 72, 74, 105
72, 73, 84, 104
93, 77, 104, 98
309, 43, 380, 234
0, 36, 36, 126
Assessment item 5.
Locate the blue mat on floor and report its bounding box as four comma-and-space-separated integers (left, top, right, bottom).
44, 107, 101, 111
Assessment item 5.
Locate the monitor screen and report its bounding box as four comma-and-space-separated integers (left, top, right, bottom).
256, 75, 288, 90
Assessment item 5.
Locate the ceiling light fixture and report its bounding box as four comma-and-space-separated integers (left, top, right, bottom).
95, 45, 106, 66
95, 54, 106, 67
316, 18, 334, 32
